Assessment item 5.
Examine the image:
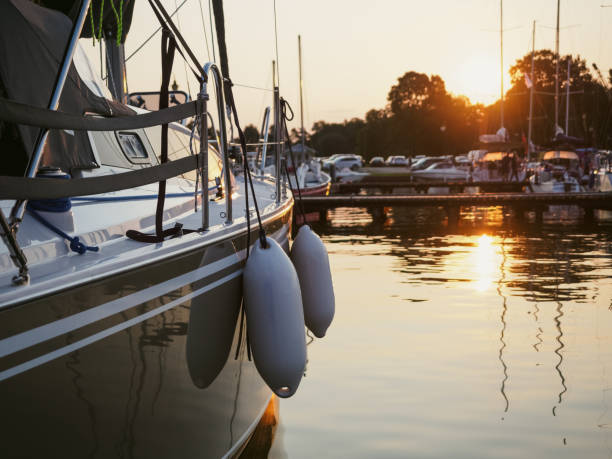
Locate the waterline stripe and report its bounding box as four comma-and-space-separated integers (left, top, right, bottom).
0, 252, 245, 359
0, 269, 243, 382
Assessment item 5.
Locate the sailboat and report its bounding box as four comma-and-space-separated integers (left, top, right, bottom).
0, 0, 302, 456
471, 0, 527, 184
281, 35, 331, 223
528, 0, 583, 193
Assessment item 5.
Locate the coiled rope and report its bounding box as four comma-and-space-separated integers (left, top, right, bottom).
280, 97, 308, 224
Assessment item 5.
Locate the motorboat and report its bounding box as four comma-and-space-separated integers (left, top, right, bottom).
409, 156, 446, 171
528, 150, 583, 193
0, 1, 303, 457
292, 161, 332, 196
410, 161, 469, 182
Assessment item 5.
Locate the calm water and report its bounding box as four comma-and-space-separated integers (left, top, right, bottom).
268, 206, 612, 458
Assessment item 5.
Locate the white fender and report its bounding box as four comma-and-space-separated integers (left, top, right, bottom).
243, 236, 306, 398
290, 225, 335, 338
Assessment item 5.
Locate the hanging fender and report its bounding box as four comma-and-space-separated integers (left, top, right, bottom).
243, 236, 307, 398
290, 225, 335, 338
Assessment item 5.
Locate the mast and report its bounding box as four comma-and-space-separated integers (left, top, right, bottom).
527, 21, 535, 163
554, 0, 560, 132
272, 60, 277, 93
104, 40, 127, 103
500, 0, 504, 129
272, 59, 281, 204
298, 35, 305, 163
565, 58, 570, 135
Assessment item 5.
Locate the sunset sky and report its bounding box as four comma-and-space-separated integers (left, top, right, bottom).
83, 0, 612, 130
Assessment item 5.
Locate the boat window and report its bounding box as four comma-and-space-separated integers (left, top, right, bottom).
116, 132, 149, 164
168, 126, 223, 184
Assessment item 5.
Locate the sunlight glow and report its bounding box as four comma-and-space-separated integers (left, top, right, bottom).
452, 55, 512, 105
473, 234, 496, 292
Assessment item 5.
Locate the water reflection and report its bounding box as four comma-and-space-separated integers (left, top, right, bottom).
273, 207, 612, 458
497, 237, 509, 415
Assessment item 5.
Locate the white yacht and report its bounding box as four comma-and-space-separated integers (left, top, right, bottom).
529, 150, 583, 193
410, 161, 469, 181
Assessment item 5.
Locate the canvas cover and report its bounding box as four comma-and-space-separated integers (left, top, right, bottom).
38, 0, 136, 43
543, 151, 579, 161
0, 0, 133, 175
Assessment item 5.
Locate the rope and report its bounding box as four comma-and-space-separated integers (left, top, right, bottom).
27, 208, 99, 255
89, 2, 96, 46
208, 0, 217, 62
190, 114, 201, 212
280, 98, 307, 223
147, 0, 203, 83
125, 0, 189, 62
98, 0, 105, 40
198, 0, 212, 61
231, 83, 274, 92
71, 189, 219, 202
225, 78, 265, 364
108, 0, 124, 46
174, 0, 193, 99
225, 79, 267, 249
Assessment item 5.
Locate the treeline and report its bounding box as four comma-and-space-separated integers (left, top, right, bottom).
276, 50, 612, 160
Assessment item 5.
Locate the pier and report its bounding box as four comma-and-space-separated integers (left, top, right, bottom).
331, 180, 530, 194
301, 192, 612, 224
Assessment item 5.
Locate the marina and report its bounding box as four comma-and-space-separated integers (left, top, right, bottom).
0, 0, 611, 457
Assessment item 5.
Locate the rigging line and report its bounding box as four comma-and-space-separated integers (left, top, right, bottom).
273, 0, 280, 87
124, 0, 189, 63
256, 66, 274, 131
208, 0, 217, 62
538, 24, 581, 30
197, 0, 211, 61
232, 83, 274, 92
174, 0, 192, 98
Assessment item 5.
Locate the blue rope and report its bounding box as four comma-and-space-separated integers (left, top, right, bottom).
28, 198, 72, 212
71, 187, 219, 203
27, 208, 99, 255
28, 172, 72, 212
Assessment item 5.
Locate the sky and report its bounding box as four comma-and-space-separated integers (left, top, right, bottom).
82, 0, 612, 132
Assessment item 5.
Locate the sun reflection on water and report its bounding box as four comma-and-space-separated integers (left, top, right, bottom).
473, 234, 498, 292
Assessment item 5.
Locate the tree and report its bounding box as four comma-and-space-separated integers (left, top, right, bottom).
504, 50, 610, 146
243, 124, 259, 145
387, 72, 449, 115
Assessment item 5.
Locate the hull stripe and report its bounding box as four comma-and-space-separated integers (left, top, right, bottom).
0, 251, 246, 358
0, 269, 243, 382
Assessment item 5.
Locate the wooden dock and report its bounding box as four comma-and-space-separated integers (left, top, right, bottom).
302, 192, 612, 210
300, 191, 612, 224
332, 180, 529, 194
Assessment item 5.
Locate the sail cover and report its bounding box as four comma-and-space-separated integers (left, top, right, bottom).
0, 0, 133, 175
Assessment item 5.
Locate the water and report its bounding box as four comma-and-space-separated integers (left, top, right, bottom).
268, 207, 612, 458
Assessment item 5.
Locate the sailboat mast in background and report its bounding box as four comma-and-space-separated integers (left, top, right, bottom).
298, 34, 306, 162
527, 20, 536, 163
500, 0, 504, 129
565, 58, 571, 135
555, 0, 561, 132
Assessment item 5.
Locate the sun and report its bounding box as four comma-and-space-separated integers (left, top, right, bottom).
450, 54, 512, 105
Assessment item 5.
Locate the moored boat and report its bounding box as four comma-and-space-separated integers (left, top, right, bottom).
528, 150, 583, 193
0, 1, 306, 456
